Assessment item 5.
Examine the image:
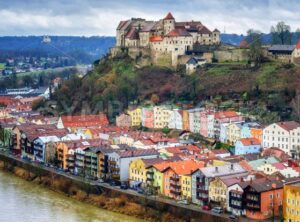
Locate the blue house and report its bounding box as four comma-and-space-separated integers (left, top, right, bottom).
234, 137, 262, 155
241, 122, 261, 138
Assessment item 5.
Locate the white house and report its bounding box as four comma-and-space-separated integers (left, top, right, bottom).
107, 149, 158, 181
263, 121, 300, 155
168, 109, 183, 130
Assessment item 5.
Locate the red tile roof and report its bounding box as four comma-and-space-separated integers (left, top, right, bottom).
165, 28, 192, 37
239, 138, 261, 146
61, 114, 109, 128
167, 159, 205, 175
276, 121, 300, 131
150, 36, 163, 42
296, 40, 300, 49
164, 12, 174, 20
214, 111, 239, 119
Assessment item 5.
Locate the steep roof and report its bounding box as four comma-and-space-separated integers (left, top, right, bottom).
165, 28, 192, 37
164, 12, 175, 20
198, 26, 212, 35
125, 27, 139, 40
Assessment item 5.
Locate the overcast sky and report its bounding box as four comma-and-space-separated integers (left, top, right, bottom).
0, 0, 299, 36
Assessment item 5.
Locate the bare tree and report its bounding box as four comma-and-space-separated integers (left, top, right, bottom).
271, 22, 292, 45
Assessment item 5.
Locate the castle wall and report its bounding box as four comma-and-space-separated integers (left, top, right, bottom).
214, 49, 249, 62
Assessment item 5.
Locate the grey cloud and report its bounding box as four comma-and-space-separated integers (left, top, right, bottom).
0, 0, 299, 36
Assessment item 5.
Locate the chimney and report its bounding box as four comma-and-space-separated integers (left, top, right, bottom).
230, 163, 234, 170
250, 178, 253, 184
272, 183, 277, 189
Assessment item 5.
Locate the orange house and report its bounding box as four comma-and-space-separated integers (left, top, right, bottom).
244, 180, 284, 220
182, 110, 190, 131
162, 160, 205, 200
250, 127, 262, 143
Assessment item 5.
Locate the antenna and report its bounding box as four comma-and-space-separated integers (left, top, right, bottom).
223, 26, 226, 34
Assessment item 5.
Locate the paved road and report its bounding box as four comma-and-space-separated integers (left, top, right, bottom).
0, 150, 280, 222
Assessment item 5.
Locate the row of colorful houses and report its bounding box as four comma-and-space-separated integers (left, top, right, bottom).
117, 106, 300, 157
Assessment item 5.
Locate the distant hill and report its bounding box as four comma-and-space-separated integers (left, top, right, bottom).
0, 36, 116, 64
221, 33, 300, 45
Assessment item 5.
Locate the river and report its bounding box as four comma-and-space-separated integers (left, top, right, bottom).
0, 171, 144, 222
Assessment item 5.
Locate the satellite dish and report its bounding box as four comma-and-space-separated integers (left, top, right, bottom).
42, 35, 51, 44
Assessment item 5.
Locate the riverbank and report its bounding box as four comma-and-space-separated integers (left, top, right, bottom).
0, 170, 143, 222
0, 152, 230, 222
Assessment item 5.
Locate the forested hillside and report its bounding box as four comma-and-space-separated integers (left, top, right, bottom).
52, 55, 300, 124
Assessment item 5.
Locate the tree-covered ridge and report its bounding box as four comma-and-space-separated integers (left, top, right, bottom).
0, 36, 116, 64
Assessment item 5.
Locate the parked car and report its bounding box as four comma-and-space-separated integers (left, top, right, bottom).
211, 207, 223, 214
202, 205, 211, 211
109, 180, 117, 186
177, 199, 189, 205
229, 214, 238, 220
120, 182, 128, 190
97, 178, 104, 183
137, 188, 144, 194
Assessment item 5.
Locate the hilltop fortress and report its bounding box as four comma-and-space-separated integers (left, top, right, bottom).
110, 13, 222, 67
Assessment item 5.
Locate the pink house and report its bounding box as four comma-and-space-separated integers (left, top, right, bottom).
142, 107, 154, 129
200, 111, 210, 138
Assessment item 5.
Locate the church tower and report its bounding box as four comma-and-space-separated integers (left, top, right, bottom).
163, 12, 175, 35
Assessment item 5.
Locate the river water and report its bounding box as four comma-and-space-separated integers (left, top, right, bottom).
0, 171, 143, 222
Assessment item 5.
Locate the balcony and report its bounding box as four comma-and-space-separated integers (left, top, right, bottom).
246, 203, 260, 211
147, 171, 154, 175
170, 190, 181, 196
67, 159, 75, 163
197, 188, 208, 194
146, 177, 154, 182
197, 181, 205, 186
170, 176, 179, 182
170, 183, 181, 189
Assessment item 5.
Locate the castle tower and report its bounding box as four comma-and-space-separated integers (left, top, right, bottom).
163, 12, 175, 35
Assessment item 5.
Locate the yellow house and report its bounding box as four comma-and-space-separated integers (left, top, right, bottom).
153, 106, 172, 129
129, 159, 148, 186
129, 158, 163, 188
181, 175, 192, 200
209, 177, 227, 208
128, 108, 142, 127
227, 123, 243, 144
283, 182, 300, 222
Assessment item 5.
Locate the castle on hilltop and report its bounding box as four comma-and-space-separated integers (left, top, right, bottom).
112, 13, 221, 67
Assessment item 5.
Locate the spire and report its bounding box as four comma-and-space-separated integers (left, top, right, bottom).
164, 12, 175, 20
